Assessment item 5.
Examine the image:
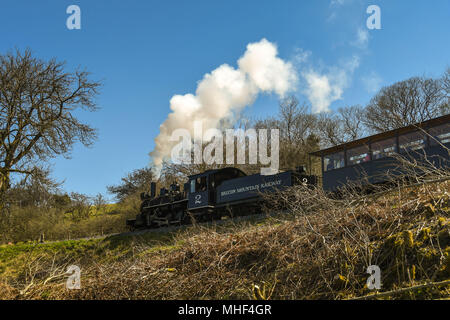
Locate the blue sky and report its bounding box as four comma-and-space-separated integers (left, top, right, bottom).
1, 0, 449, 199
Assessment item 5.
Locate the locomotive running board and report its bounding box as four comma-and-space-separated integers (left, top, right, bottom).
153, 218, 181, 227
188, 205, 215, 211
142, 198, 188, 210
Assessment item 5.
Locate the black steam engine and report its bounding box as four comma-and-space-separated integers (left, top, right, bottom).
126, 167, 317, 230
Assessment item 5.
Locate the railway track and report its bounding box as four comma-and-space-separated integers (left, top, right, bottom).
114, 211, 284, 238
41, 211, 285, 244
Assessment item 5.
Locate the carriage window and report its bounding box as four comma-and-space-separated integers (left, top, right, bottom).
347, 145, 370, 166
399, 131, 425, 153
372, 137, 397, 160
190, 179, 196, 193
429, 123, 450, 145
324, 152, 345, 172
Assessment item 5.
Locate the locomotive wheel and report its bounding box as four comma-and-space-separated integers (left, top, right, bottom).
181, 212, 193, 225
212, 211, 221, 221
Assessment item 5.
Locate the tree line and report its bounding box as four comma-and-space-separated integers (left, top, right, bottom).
147, 68, 449, 191
0, 49, 448, 241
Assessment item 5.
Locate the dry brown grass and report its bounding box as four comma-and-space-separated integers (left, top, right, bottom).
1, 179, 448, 300
1, 149, 450, 300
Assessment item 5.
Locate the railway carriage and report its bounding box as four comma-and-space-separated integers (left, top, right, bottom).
309, 114, 450, 192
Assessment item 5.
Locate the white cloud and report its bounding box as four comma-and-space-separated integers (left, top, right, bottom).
330, 0, 348, 6
292, 48, 312, 66
303, 72, 337, 114
362, 71, 383, 93
327, 0, 356, 23
351, 28, 369, 49
302, 55, 360, 113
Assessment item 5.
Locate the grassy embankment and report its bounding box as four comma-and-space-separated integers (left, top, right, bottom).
0, 181, 449, 300
0, 199, 139, 244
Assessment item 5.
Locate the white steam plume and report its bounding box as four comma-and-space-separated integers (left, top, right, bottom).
150, 39, 297, 176
302, 55, 360, 113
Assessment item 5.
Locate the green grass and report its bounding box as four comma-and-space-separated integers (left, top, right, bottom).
0, 212, 279, 284
0, 230, 177, 280
1, 182, 449, 300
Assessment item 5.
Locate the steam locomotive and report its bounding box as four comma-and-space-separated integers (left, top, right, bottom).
127, 115, 450, 230
126, 167, 317, 230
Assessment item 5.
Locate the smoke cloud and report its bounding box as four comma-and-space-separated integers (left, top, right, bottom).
150, 39, 297, 176
302, 55, 360, 113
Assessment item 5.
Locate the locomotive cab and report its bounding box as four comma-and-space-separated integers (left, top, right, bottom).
187, 168, 247, 212
188, 174, 209, 209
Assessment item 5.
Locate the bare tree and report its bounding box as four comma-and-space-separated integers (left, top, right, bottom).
107, 167, 154, 202
363, 76, 447, 133
317, 105, 367, 147
6, 167, 61, 208
278, 96, 317, 145
253, 96, 320, 171
0, 49, 101, 204
279, 96, 300, 144
441, 67, 450, 113
444, 67, 450, 89
67, 192, 91, 221
338, 105, 367, 141
93, 193, 107, 211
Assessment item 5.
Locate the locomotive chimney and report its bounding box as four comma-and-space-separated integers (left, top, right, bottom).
150, 182, 156, 198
